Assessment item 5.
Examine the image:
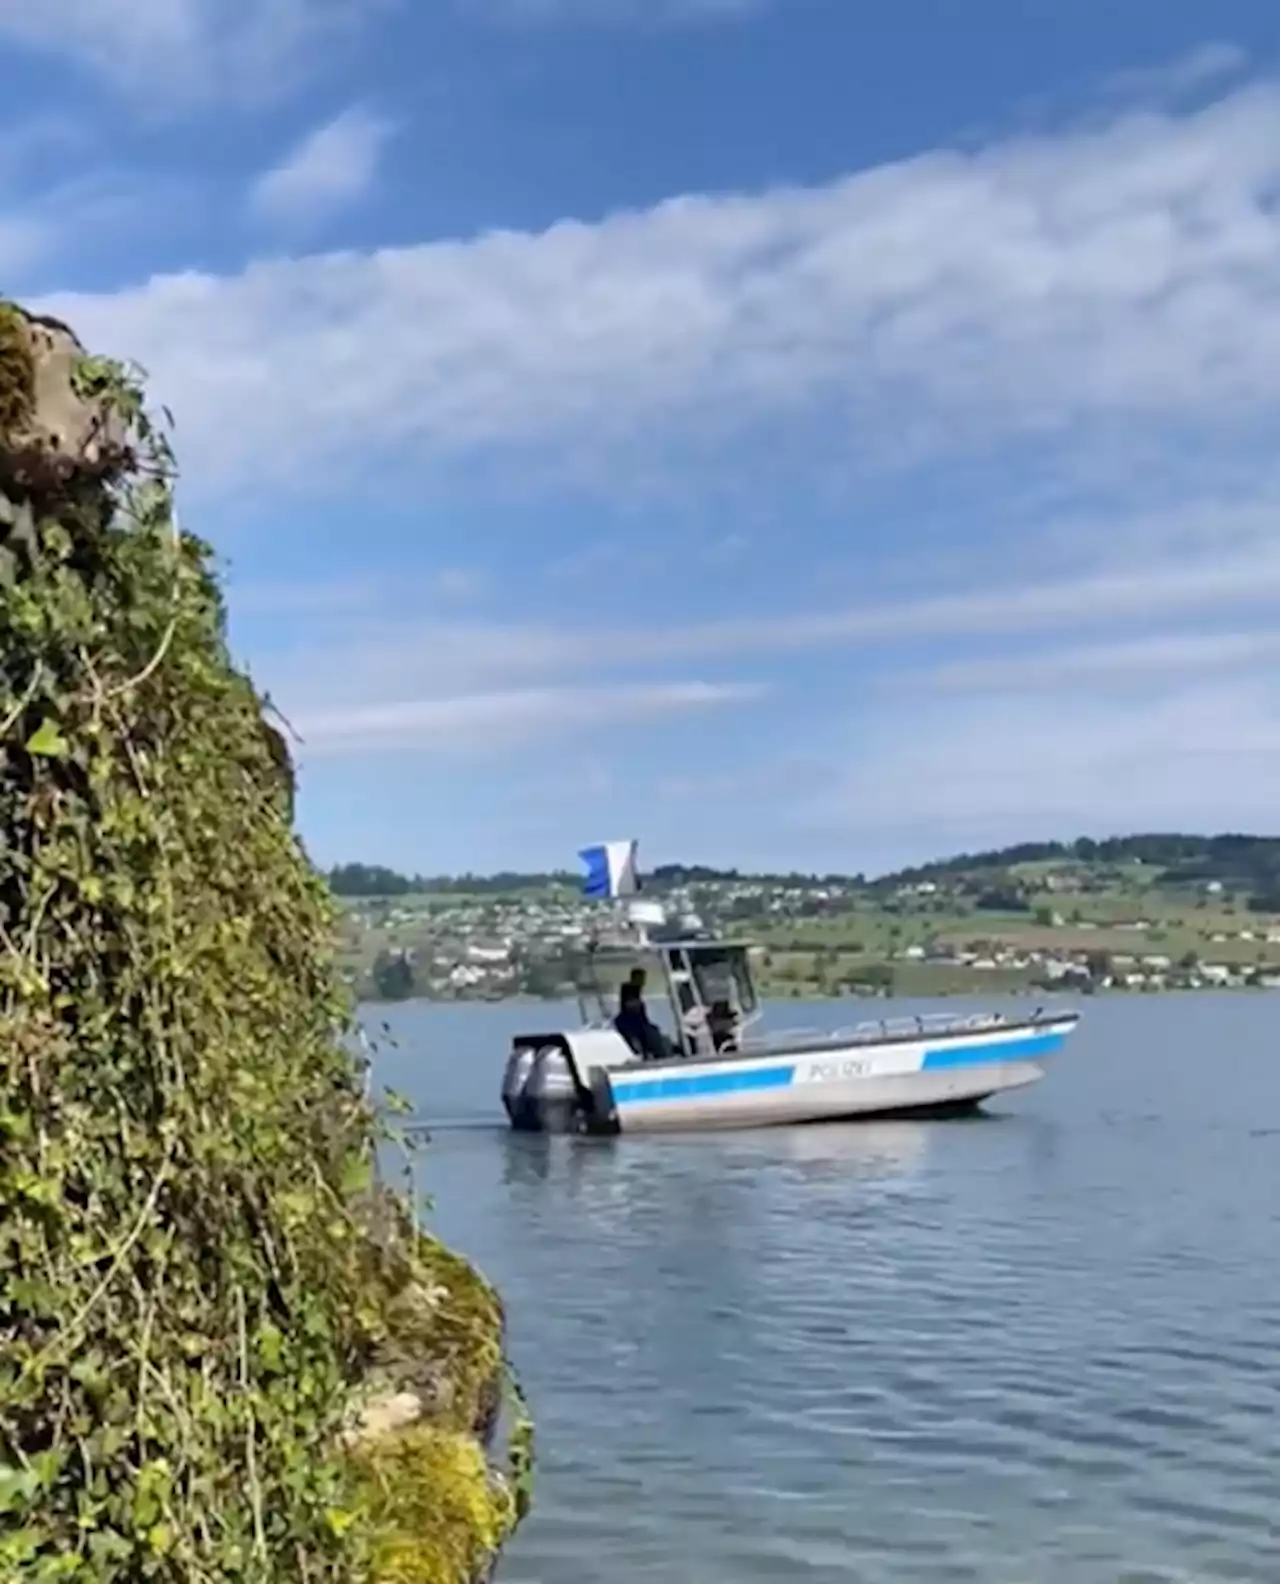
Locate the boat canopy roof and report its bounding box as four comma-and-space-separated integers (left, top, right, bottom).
582, 936, 758, 962
574, 933, 761, 1027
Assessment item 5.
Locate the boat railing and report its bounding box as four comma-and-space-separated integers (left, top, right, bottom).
580, 998, 1064, 1050
746, 1007, 1054, 1053
753, 1023, 827, 1043
835, 1009, 1045, 1043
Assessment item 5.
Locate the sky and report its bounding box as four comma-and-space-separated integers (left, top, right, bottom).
7, 0, 1280, 877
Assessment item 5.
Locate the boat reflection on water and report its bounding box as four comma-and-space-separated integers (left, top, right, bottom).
495, 1121, 945, 1359
498, 1114, 943, 1207
756, 1117, 936, 1176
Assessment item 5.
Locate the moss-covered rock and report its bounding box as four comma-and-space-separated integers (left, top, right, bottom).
354, 1424, 515, 1584
341, 1218, 531, 1581
0, 300, 529, 1581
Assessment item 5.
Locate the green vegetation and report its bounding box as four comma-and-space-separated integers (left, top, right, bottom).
0, 304, 526, 1580
879, 833, 1280, 891
329, 863, 578, 899
330, 836, 1280, 906
332, 835, 1280, 1003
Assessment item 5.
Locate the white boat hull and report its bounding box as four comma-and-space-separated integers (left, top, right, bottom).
610, 1057, 1045, 1133
503, 1014, 1077, 1136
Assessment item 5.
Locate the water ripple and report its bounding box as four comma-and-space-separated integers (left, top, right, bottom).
372, 995, 1280, 1583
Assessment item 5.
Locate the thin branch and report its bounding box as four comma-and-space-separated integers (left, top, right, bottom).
262, 693, 305, 748
132, 1276, 157, 1441
236, 1285, 267, 1561
0, 660, 43, 740
104, 613, 178, 701
23, 883, 56, 962
26, 1135, 176, 1374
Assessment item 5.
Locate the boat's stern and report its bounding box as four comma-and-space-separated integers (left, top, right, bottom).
500, 1040, 541, 1129
502, 1037, 577, 1132
501, 1027, 633, 1134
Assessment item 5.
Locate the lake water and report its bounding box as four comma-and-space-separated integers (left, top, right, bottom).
365, 993, 1280, 1583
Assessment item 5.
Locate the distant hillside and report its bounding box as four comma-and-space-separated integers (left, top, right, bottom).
327, 833, 1280, 903
325, 861, 873, 898
879, 834, 1280, 892
325, 862, 577, 897
325, 860, 868, 897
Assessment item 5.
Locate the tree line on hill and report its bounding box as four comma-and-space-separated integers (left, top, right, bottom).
326, 860, 868, 897
881, 834, 1280, 911
884, 833, 1280, 883
328, 835, 1280, 905
327, 862, 577, 897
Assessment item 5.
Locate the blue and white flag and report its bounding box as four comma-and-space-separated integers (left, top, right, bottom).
579, 840, 640, 899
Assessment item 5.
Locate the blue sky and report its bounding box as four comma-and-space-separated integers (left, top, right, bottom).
8, 0, 1280, 876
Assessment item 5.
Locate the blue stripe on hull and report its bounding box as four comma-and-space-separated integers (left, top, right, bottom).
611, 1025, 1071, 1106
920, 1029, 1067, 1070
611, 1063, 795, 1106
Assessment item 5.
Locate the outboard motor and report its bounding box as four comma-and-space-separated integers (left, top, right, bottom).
501, 1044, 539, 1129
527, 1044, 580, 1132
502, 1040, 580, 1133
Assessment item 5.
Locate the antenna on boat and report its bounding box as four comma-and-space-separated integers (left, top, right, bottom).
626, 898, 666, 945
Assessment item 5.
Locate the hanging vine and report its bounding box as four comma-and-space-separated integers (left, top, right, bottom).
0, 304, 528, 1582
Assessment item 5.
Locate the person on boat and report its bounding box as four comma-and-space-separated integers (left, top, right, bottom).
615, 971, 672, 1062
707, 998, 738, 1053
674, 976, 708, 1056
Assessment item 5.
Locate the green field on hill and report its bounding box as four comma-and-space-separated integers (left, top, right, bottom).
329, 835, 1280, 1003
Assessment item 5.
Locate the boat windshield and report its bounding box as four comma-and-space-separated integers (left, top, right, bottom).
683, 944, 758, 1019
573, 938, 758, 1059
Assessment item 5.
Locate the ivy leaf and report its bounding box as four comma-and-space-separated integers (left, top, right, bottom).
0, 1463, 38, 1515
25, 719, 67, 758
340, 1153, 372, 1198
324, 1507, 358, 1539
256, 1321, 285, 1373
147, 1522, 175, 1555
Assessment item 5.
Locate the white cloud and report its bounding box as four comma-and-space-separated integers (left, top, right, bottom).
0, 0, 752, 104
900, 630, 1280, 695
250, 107, 393, 229
245, 514, 1280, 853
0, 0, 381, 104
1101, 42, 1248, 107
1032, 480, 1280, 568
816, 623, 1280, 859
30, 79, 1280, 494
473, 0, 762, 25
256, 540, 1280, 710
11, 53, 1278, 856
291, 680, 765, 754
0, 162, 228, 291
0, 213, 55, 278
807, 679, 1280, 857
